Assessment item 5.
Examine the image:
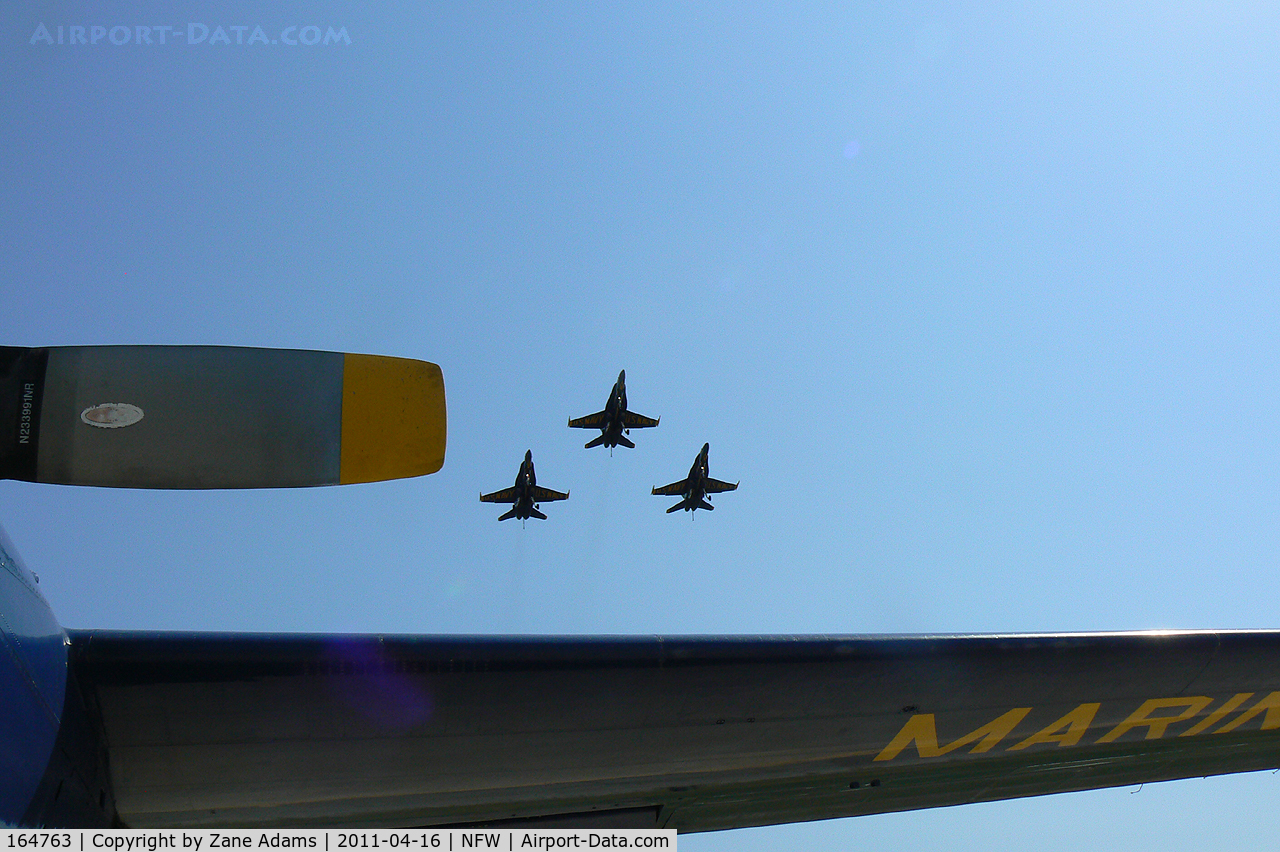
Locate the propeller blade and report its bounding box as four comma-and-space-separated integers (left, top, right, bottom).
1, 346, 446, 489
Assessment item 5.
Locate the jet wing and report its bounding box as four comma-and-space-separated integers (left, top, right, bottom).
651, 480, 689, 497
68, 629, 1280, 830
703, 478, 738, 494
567, 412, 607, 429
529, 486, 569, 503
619, 412, 660, 429
478, 488, 518, 504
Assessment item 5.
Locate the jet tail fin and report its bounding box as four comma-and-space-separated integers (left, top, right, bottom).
529, 507, 548, 521
698, 499, 715, 511
498, 507, 519, 521
584, 435, 606, 449
616, 434, 635, 449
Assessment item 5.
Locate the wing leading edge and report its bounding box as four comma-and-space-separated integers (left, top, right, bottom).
68, 629, 1280, 830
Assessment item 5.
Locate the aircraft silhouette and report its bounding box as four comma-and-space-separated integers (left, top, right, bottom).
567, 369, 659, 452
652, 442, 739, 513
479, 449, 569, 522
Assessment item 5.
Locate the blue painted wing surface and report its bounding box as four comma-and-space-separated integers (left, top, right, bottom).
479, 488, 518, 504
530, 486, 569, 503
65, 630, 1280, 830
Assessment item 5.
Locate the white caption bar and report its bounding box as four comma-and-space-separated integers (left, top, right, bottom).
0, 831, 675, 852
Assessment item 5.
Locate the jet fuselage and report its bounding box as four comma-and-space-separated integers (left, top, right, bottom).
508, 451, 540, 520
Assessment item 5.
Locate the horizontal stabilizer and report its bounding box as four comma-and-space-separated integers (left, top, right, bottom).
0, 346, 446, 489
617, 434, 635, 449
584, 434, 606, 449
498, 506, 519, 521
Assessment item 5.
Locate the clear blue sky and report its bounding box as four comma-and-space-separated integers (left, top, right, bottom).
4, 2, 1280, 847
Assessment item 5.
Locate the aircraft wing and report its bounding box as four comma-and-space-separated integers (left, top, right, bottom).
619, 412, 660, 429
530, 486, 569, 503
478, 488, 518, 504
651, 480, 688, 497
703, 478, 738, 494
567, 412, 606, 429
68, 629, 1280, 830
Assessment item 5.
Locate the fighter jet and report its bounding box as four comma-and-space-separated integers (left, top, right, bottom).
567, 370, 659, 451
479, 450, 569, 522
652, 442, 738, 513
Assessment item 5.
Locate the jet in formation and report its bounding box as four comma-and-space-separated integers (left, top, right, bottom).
652, 442, 738, 513
479, 449, 569, 522
567, 369, 660, 452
